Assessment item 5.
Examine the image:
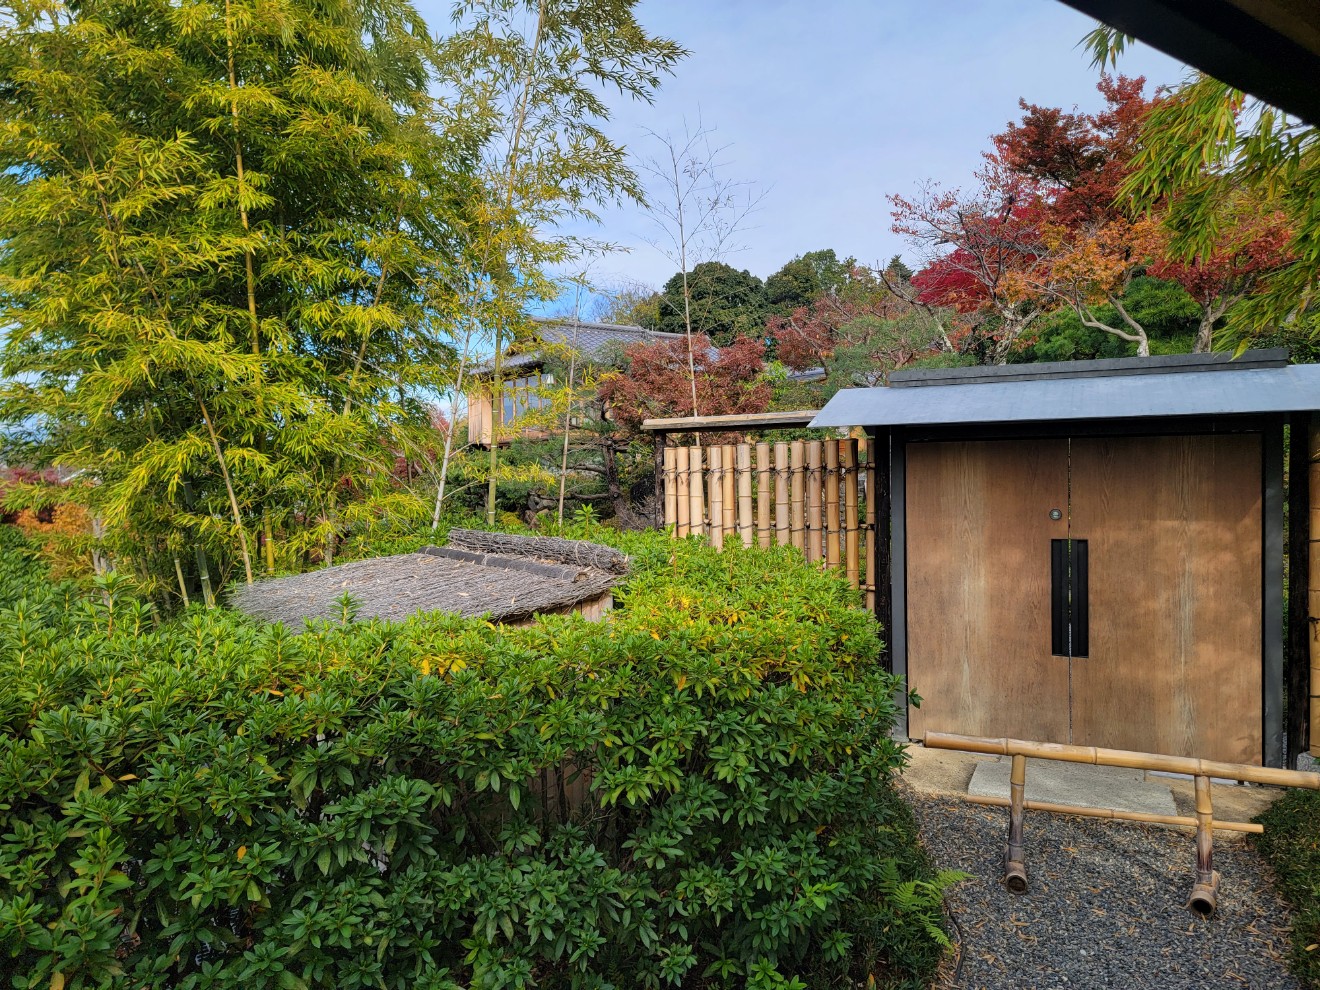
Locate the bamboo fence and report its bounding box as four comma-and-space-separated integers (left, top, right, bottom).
659, 437, 878, 608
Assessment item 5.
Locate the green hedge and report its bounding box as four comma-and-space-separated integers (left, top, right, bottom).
1255, 789, 1320, 988
0, 526, 954, 989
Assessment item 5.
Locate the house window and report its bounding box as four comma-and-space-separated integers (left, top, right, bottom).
499, 374, 550, 425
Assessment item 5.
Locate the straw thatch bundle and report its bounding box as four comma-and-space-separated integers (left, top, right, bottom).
228, 531, 626, 628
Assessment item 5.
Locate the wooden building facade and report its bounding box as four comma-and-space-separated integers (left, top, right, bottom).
809, 350, 1320, 768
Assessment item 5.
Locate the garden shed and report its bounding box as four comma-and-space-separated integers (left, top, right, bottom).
810, 350, 1320, 769
230, 529, 626, 628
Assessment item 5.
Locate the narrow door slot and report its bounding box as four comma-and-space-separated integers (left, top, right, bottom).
1051, 539, 1068, 657
1050, 538, 1089, 658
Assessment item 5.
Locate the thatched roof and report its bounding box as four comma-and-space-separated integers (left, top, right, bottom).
228, 529, 627, 628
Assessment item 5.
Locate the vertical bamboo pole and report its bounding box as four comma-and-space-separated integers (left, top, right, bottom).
721, 443, 737, 541
737, 444, 754, 547
824, 440, 841, 570
844, 439, 860, 589
790, 441, 807, 553
1310, 422, 1320, 756
653, 432, 667, 529
863, 436, 878, 612
1188, 774, 1219, 916
674, 446, 690, 538
806, 441, 823, 564
687, 445, 705, 538
1005, 754, 1028, 893
774, 442, 790, 547
756, 442, 772, 549
708, 445, 724, 550
663, 446, 679, 534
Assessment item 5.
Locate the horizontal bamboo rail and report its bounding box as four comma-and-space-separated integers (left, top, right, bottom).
965, 795, 1263, 834
925, 732, 1320, 789
926, 731, 1320, 916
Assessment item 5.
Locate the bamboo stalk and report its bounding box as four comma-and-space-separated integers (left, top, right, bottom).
925, 732, 1320, 789
1189, 774, 1220, 916
663, 446, 678, 534
756, 442, 771, 549
965, 795, 1262, 834
674, 446, 690, 538
790, 441, 806, 552
843, 439, 860, 588
863, 435, 877, 612
824, 440, 841, 570
774, 442, 790, 547
721, 444, 737, 540
687, 445, 704, 537
708, 446, 724, 550
807, 441, 823, 564
1311, 422, 1320, 757
737, 444, 754, 547
1005, 753, 1028, 892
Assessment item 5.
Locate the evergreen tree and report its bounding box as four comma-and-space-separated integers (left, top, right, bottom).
0, 0, 469, 599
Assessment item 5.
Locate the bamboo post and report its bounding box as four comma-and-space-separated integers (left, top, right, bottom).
1004, 753, 1028, 893
653, 432, 667, 529
687, 445, 704, 538
774, 442, 790, 547
737, 444, 754, 547
708, 446, 724, 550
721, 444, 737, 541
790, 441, 806, 552
674, 446, 690, 538
863, 436, 878, 612
662, 446, 678, 533
1311, 421, 1320, 757
824, 440, 841, 570
756, 442, 771, 549
1188, 774, 1219, 916
806, 441, 823, 564
843, 439, 860, 588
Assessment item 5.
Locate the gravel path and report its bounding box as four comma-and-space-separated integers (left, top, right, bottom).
908, 792, 1299, 990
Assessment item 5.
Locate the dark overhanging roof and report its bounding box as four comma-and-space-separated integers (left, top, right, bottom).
1061, 0, 1320, 124
810, 355, 1320, 429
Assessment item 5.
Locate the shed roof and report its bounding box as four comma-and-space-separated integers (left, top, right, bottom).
479, 318, 686, 375
809, 362, 1320, 429
228, 529, 626, 628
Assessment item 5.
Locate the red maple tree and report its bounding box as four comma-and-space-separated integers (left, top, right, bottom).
598, 334, 771, 435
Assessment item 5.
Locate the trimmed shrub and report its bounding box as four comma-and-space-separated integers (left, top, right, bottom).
1255, 789, 1320, 988
0, 525, 952, 988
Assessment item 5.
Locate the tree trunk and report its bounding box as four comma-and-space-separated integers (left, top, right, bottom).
1194, 308, 1215, 353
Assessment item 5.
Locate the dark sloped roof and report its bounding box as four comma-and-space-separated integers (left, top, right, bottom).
228, 530, 626, 628
810, 361, 1320, 429
478, 318, 686, 374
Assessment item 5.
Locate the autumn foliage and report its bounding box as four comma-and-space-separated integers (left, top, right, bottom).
598, 334, 771, 433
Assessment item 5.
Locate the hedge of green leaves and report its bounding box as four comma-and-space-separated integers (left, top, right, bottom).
1254, 789, 1320, 988
0, 525, 955, 989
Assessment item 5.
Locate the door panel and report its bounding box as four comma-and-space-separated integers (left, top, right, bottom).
906, 440, 1071, 742
1068, 435, 1262, 764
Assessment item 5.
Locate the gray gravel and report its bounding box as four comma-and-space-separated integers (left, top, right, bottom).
908, 792, 1299, 990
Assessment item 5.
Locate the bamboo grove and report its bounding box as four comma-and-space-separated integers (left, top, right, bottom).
0, 0, 683, 604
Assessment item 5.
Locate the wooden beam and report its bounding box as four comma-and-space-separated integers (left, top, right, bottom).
640, 410, 821, 433
1288, 413, 1311, 767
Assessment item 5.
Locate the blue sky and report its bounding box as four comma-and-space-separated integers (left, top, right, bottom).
412, 0, 1188, 295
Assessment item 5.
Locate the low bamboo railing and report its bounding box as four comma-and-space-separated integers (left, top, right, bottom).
925, 732, 1320, 916
660, 437, 876, 607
